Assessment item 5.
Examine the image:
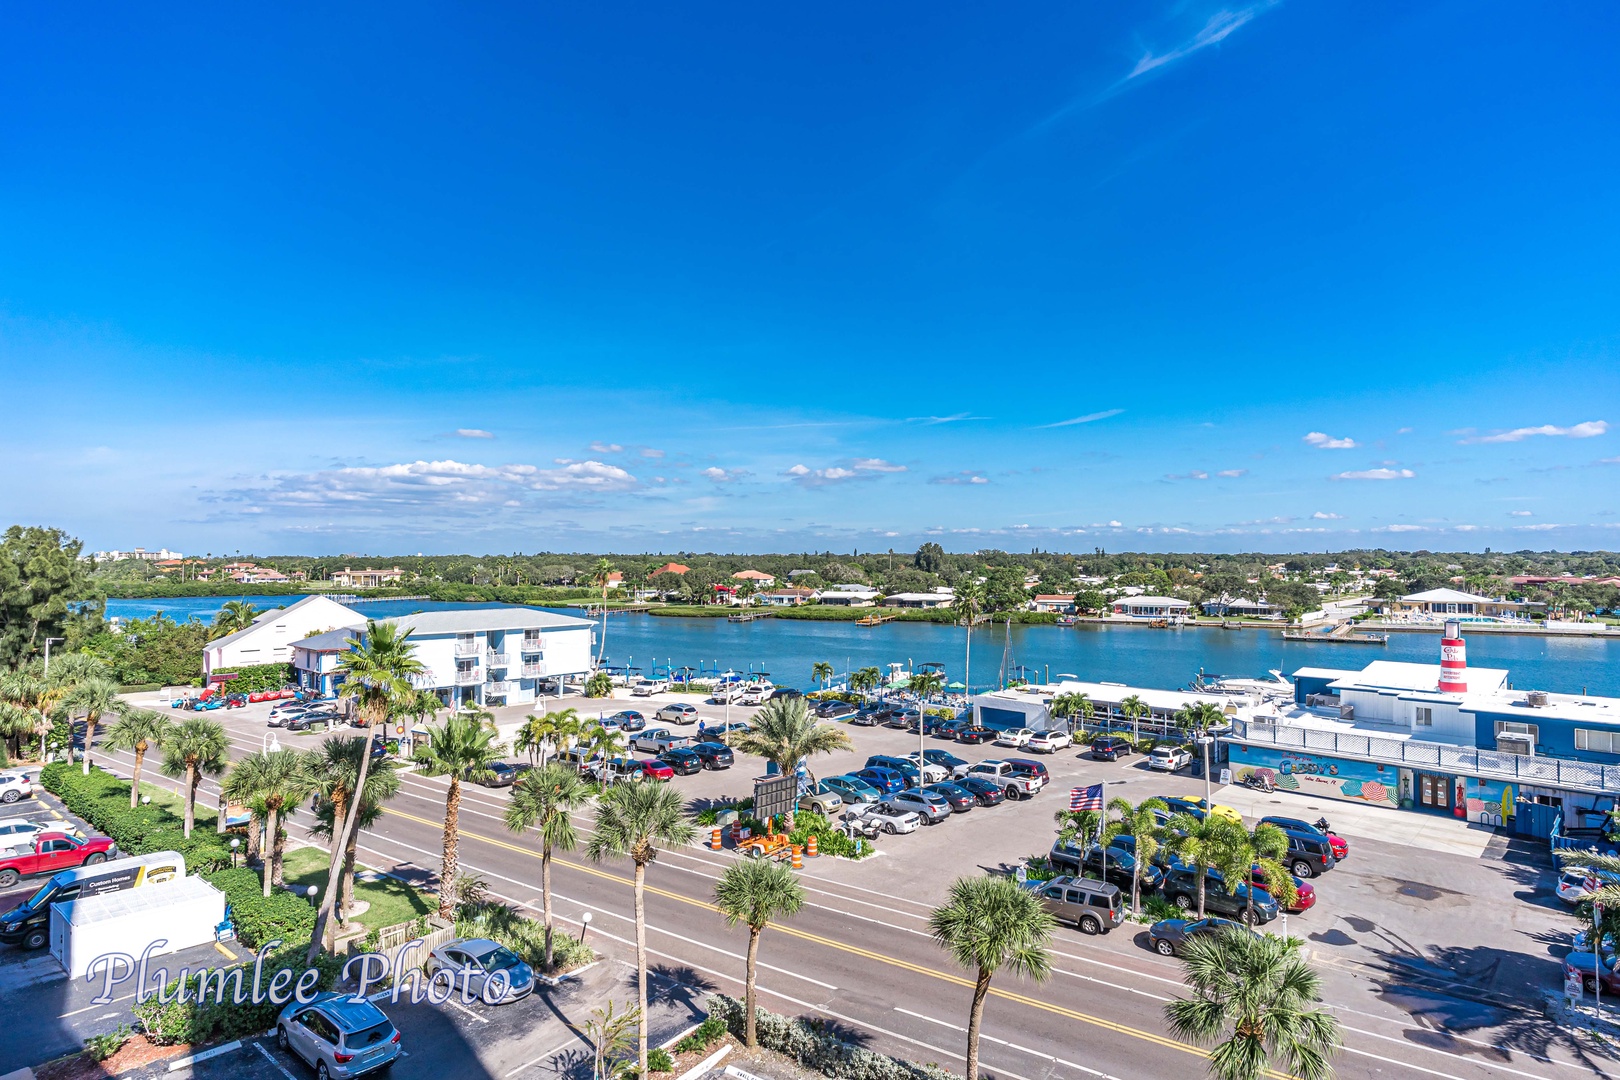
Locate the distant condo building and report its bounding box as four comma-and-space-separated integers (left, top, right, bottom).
90, 547, 183, 562
329, 565, 406, 588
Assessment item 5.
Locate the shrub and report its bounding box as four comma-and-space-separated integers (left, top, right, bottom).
209, 663, 293, 693
85, 1024, 133, 1061
647, 1048, 675, 1073
134, 948, 342, 1045
705, 995, 954, 1080
673, 1017, 727, 1054
205, 868, 317, 949
786, 812, 872, 859
585, 672, 613, 698
456, 899, 596, 973
41, 763, 232, 872
1142, 895, 1180, 923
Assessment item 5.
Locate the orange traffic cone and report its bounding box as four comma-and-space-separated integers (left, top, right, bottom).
711, 827, 722, 850
806, 834, 819, 858
791, 845, 804, 870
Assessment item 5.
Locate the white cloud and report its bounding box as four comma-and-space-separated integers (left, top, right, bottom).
589, 442, 624, 454
641, 448, 666, 459
700, 467, 746, 483
930, 472, 990, 486
1466, 420, 1607, 444
1303, 431, 1357, 450
1514, 522, 1567, 531
851, 458, 907, 473
1451, 524, 1482, 532
1509, 510, 1533, 517
1375, 524, 1425, 533
1128, 5, 1271, 79
1311, 511, 1343, 520
1333, 468, 1415, 481
1039, 409, 1124, 429
1216, 469, 1248, 478
453, 429, 494, 439
1166, 471, 1210, 481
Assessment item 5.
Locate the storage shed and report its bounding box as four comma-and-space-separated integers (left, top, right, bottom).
50, 875, 227, 978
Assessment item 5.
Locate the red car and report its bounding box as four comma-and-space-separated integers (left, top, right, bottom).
1250, 867, 1316, 913
0, 832, 118, 888
631, 759, 675, 782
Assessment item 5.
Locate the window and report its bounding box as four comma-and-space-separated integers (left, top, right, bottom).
1576, 729, 1617, 754
1495, 721, 1538, 742
1415, 707, 1433, 727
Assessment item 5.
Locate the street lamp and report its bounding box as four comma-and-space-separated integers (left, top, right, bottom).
1197, 734, 1214, 808
306, 885, 319, 906
230, 838, 241, 868
42, 637, 65, 677
141, 795, 151, 806
263, 731, 281, 753
580, 911, 593, 943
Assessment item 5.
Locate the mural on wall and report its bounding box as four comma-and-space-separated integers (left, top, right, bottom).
1231, 748, 1399, 809
1463, 777, 1516, 827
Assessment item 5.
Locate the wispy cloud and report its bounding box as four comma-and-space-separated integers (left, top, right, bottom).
1515, 522, 1568, 531
1463, 420, 1607, 444
452, 429, 494, 439
930, 472, 990, 486
1128, 5, 1273, 80
907, 413, 989, 425
640, 448, 665, 459
1374, 524, 1426, 533
589, 442, 624, 454
700, 467, 747, 483
783, 458, 906, 487
1509, 510, 1533, 517
1040, 409, 1124, 429
851, 458, 907, 473
1333, 467, 1415, 481
1165, 470, 1210, 481
1303, 431, 1357, 450
1312, 511, 1343, 520
1216, 469, 1248, 478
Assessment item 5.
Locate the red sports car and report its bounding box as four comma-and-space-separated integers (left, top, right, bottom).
632, 759, 675, 781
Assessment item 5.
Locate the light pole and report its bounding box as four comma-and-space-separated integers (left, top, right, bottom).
42, 637, 65, 678
263, 731, 282, 753
1198, 734, 1214, 808
580, 911, 593, 943
230, 838, 241, 869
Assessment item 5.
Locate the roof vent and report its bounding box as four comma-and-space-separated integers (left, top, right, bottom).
1526, 690, 1549, 708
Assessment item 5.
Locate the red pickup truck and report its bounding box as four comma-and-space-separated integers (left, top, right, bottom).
0, 832, 117, 888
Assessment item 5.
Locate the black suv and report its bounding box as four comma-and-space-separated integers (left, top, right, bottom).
1161, 867, 1279, 924
1049, 842, 1163, 893
658, 747, 704, 775
691, 742, 735, 770
1089, 735, 1132, 761
1273, 829, 1337, 878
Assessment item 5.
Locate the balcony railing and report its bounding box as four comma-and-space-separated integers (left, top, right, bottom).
408, 673, 440, 689
486, 681, 513, 695
485, 651, 509, 668
455, 668, 481, 685
454, 640, 481, 658
520, 637, 545, 654
1228, 717, 1620, 795
522, 663, 547, 679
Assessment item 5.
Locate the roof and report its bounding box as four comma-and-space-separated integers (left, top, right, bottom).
206, 595, 359, 652
292, 627, 362, 652
1114, 595, 1190, 606
650, 562, 690, 576
383, 605, 593, 636
732, 570, 774, 580
1033, 594, 1075, 601
1399, 588, 1501, 604
1326, 659, 1510, 695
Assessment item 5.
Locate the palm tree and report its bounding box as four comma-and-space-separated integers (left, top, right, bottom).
910, 670, 944, 700
210, 600, 261, 639
732, 697, 852, 827
1103, 796, 1169, 914
811, 661, 833, 691
1119, 694, 1149, 742
506, 765, 592, 969
850, 666, 882, 697
224, 749, 316, 896
1053, 806, 1102, 849
517, 707, 579, 766
951, 579, 987, 694
713, 858, 806, 1048
305, 736, 401, 919
103, 710, 174, 809
1212, 823, 1296, 926
591, 558, 615, 664
310, 620, 424, 959
412, 712, 505, 918
587, 781, 698, 1077
928, 875, 1055, 1080
160, 717, 229, 838
0, 673, 70, 763
68, 676, 119, 776
1166, 929, 1341, 1080
1166, 813, 1244, 918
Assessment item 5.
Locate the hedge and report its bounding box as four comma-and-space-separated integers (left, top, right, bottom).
706, 995, 956, 1080
39, 763, 317, 949
133, 948, 341, 1046
210, 663, 293, 692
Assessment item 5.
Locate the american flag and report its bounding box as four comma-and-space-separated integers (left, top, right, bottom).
1069, 784, 1104, 812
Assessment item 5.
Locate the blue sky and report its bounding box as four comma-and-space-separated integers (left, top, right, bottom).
2, 2, 1617, 555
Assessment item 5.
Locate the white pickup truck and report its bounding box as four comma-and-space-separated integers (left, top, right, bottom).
631, 678, 669, 697
631, 728, 693, 754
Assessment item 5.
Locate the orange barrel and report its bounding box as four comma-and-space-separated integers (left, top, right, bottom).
711, 827, 723, 850
791, 845, 804, 870
806, 834, 819, 858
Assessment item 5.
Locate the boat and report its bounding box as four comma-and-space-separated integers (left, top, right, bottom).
1190, 669, 1294, 698
855, 613, 894, 627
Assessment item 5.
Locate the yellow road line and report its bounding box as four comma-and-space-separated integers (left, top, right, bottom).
378, 805, 1283, 1072
215, 941, 239, 960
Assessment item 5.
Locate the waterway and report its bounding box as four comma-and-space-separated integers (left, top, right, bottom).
105, 596, 1620, 697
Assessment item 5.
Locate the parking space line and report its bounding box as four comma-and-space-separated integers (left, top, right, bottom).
504, 1032, 589, 1077
446, 998, 490, 1023
253, 1041, 299, 1080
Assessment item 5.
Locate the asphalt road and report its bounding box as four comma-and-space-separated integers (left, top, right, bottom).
41, 692, 1620, 1080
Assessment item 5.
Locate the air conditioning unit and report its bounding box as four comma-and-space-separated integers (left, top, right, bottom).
1496, 732, 1535, 756
1338, 703, 1355, 721
1525, 691, 1549, 708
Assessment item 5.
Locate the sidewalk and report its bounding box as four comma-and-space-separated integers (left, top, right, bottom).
1216, 783, 1498, 858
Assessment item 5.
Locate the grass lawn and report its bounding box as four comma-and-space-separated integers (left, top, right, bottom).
136, 777, 220, 831
279, 846, 435, 933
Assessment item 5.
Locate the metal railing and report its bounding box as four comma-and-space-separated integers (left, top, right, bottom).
485, 651, 508, 668
454, 641, 481, 658
1229, 717, 1620, 795
522, 663, 546, 678
486, 681, 513, 694
455, 668, 481, 685
520, 637, 545, 653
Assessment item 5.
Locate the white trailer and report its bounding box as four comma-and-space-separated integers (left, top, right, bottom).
51, 875, 226, 979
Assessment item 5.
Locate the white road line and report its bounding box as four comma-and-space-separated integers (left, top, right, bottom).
445, 998, 490, 1023
1335, 1022, 1594, 1080
504, 1033, 589, 1077
894, 1008, 1124, 1080
1340, 1044, 1474, 1080
253, 1040, 300, 1080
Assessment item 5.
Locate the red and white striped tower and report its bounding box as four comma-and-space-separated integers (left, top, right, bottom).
1438, 619, 1468, 693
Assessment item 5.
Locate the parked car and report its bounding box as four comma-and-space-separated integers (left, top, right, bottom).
1147, 916, 1247, 957
0, 833, 118, 889
1250, 867, 1315, 913
608, 710, 648, 732
1004, 759, 1050, 793
856, 802, 923, 834
923, 782, 976, 813
1565, 950, 1620, 996
954, 726, 995, 745
0, 817, 50, 851
966, 759, 1043, 800
0, 774, 34, 805
655, 703, 700, 725
882, 709, 915, 730
914, 749, 970, 778
994, 728, 1036, 748
798, 789, 843, 816
425, 937, 535, 1004
625, 758, 675, 782
853, 767, 907, 796
954, 776, 1006, 806
284, 712, 338, 733
1160, 867, 1279, 924
1148, 745, 1193, 772
1162, 797, 1243, 826
657, 747, 704, 775
1089, 735, 1132, 761
224, 693, 249, 708
1260, 816, 1349, 861
477, 761, 532, 788
815, 699, 855, 718
766, 688, 803, 703
1022, 875, 1124, 935
691, 742, 735, 770
631, 679, 669, 697
931, 717, 970, 739
817, 701, 858, 720
819, 775, 883, 807
1047, 840, 1163, 893
865, 754, 946, 787
739, 684, 774, 705
277, 991, 403, 1075
1026, 730, 1073, 754
1557, 867, 1620, 905
889, 789, 952, 824
631, 728, 692, 754
850, 706, 888, 727
1272, 829, 1338, 879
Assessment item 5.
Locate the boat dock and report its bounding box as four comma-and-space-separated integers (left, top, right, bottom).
728, 610, 775, 622
1283, 622, 1388, 645
856, 613, 897, 627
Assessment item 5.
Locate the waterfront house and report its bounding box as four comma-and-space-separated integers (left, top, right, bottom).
882, 588, 955, 610
1030, 594, 1075, 613
1109, 595, 1191, 620
817, 585, 880, 608
1200, 595, 1285, 619
758, 587, 817, 607
330, 566, 406, 588
1367, 588, 1536, 622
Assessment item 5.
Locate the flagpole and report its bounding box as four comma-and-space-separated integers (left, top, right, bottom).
1099, 782, 1106, 884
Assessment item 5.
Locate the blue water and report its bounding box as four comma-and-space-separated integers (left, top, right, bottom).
106, 597, 1620, 697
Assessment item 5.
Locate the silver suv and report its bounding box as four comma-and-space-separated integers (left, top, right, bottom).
277, 992, 400, 1077
656, 702, 700, 725
887, 789, 951, 825
1021, 875, 1124, 935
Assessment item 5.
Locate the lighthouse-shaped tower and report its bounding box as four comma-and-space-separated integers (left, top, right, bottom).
1437, 619, 1468, 693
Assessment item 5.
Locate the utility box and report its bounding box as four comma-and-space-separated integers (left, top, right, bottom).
51, 875, 227, 979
